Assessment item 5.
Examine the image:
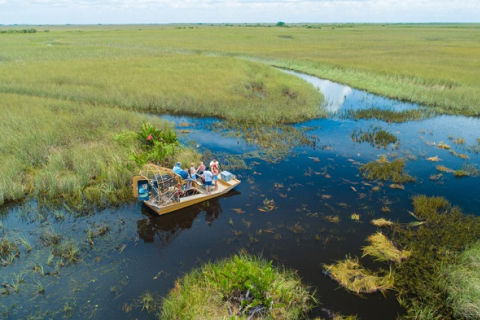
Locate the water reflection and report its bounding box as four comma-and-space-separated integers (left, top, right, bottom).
136, 190, 241, 246
281, 69, 419, 113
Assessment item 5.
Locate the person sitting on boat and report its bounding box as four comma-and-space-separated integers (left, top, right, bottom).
173, 162, 192, 188
202, 168, 213, 194
197, 162, 206, 176
172, 162, 189, 179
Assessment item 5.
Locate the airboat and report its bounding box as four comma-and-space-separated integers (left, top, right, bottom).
132, 164, 241, 215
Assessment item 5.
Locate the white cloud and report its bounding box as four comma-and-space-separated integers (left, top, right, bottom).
1, 0, 479, 24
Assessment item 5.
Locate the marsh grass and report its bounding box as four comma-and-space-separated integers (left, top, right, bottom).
323, 257, 394, 294
360, 159, 416, 184
390, 195, 480, 319
0, 94, 199, 206
160, 253, 315, 319
0, 55, 323, 124
2, 24, 480, 115
439, 241, 480, 319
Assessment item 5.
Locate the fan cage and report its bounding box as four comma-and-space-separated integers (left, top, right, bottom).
139, 164, 184, 205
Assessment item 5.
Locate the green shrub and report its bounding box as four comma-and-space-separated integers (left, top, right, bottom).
160, 253, 315, 319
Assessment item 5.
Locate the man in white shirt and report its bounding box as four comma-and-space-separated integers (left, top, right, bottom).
202, 168, 213, 194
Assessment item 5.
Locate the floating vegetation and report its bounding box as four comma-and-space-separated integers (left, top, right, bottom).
350, 214, 360, 221
449, 137, 465, 144
454, 169, 470, 178
211, 121, 318, 162
372, 186, 381, 192
321, 194, 332, 200
389, 184, 405, 190
381, 206, 391, 213
450, 151, 469, 159
362, 232, 410, 264
390, 196, 480, 319
342, 108, 433, 123
324, 215, 340, 223
160, 254, 315, 319
360, 159, 416, 184
429, 173, 443, 180
426, 156, 441, 162
351, 126, 398, 149
323, 257, 394, 294
258, 198, 277, 212
437, 142, 451, 150
436, 165, 455, 173
288, 223, 305, 234
371, 218, 394, 227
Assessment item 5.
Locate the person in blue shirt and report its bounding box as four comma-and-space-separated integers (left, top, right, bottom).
173, 162, 189, 180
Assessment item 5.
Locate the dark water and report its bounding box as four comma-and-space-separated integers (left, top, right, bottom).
1, 72, 479, 319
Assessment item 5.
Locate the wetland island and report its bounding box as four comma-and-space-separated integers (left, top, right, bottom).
1, 21, 480, 320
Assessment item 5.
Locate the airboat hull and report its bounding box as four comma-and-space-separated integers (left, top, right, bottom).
143, 178, 241, 215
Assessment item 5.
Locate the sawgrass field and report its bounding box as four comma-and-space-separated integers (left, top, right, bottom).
1, 23, 479, 205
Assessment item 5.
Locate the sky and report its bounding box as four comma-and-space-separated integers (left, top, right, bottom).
1, 0, 479, 25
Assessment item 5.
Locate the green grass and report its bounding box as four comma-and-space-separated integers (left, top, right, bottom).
160, 253, 315, 319
440, 241, 480, 319
2, 24, 479, 115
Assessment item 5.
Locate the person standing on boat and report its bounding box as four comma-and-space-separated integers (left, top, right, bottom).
197, 162, 206, 175
209, 159, 219, 170
190, 163, 197, 180
212, 164, 219, 191
202, 168, 213, 194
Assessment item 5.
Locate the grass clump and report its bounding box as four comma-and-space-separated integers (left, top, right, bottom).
351, 126, 398, 149
371, 218, 394, 227
440, 241, 480, 319
160, 253, 315, 319
362, 232, 410, 264
0, 237, 20, 265
323, 257, 394, 294
359, 158, 416, 184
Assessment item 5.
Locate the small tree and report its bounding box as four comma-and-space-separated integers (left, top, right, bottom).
276, 21, 286, 27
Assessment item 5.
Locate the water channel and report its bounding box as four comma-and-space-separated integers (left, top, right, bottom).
1, 71, 479, 319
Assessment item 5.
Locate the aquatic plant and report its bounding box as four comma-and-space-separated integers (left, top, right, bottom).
160, 253, 315, 319
454, 169, 469, 178
351, 126, 398, 149
323, 257, 394, 294
390, 195, 480, 319
362, 232, 410, 264
343, 108, 434, 123
360, 158, 416, 184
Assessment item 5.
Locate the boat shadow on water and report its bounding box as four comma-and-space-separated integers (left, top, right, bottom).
137, 190, 241, 246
